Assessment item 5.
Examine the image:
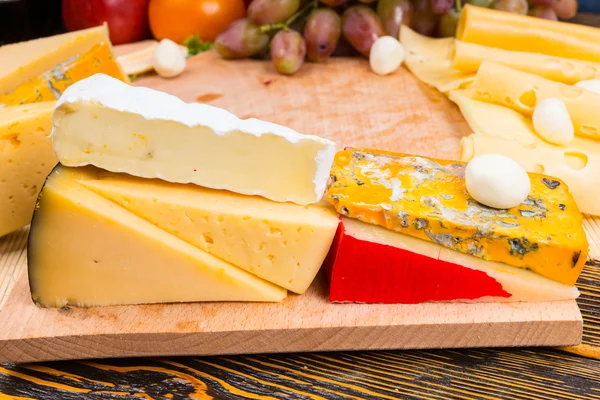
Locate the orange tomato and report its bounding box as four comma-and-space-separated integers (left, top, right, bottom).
149, 0, 246, 43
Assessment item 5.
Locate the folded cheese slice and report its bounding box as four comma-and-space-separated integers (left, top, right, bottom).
76, 170, 339, 294
52, 74, 336, 205
327, 149, 589, 286
28, 165, 287, 307
326, 218, 579, 303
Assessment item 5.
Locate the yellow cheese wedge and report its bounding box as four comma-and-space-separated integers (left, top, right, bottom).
76, 172, 339, 294
0, 102, 57, 237
0, 24, 113, 94
399, 25, 474, 94
450, 89, 600, 216
0, 42, 128, 107
472, 61, 600, 140
452, 40, 600, 85
460, 135, 600, 217
456, 4, 600, 62
28, 165, 287, 308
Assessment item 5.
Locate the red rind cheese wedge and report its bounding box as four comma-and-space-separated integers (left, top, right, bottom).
325, 217, 579, 304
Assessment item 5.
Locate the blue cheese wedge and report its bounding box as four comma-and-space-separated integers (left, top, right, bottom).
51, 74, 337, 205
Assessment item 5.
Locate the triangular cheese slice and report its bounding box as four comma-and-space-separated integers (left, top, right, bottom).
77, 172, 339, 294
28, 166, 287, 308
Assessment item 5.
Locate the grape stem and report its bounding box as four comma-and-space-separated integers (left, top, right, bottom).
456, 0, 462, 12
259, 0, 318, 33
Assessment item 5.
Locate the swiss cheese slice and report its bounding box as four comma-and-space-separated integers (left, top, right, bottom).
452, 40, 600, 85
327, 149, 589, 286
326, 217, 579, 303
472, 61, 600, 140
52, 74, 336, 205
28, 165, 287, 308
77, 172, 339, 294
399, 25, 474, 94
0, 102, 57, 237
457, 4, 600, 62
0, 24, 113, 94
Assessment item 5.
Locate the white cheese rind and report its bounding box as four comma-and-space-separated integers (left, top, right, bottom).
52, 73, 337, 204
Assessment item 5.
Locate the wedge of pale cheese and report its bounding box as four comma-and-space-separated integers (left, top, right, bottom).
471, 61, 600, 140
399, 25, 474, 94
28, 165, 287, 308
0, 102, 58, 237
52, 74, 336, 205
76, 171, 339, 294
326, 218, 579, 303
0, 24, 114, 94
452, 40, 600, 85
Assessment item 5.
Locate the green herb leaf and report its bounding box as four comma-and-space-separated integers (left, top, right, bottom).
183, 35, 214, 56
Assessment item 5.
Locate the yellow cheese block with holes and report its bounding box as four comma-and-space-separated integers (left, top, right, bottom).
76, 171, 340, 294
0, 24, 114, 94
472, 61, 600, 140
452, 40, 600, 85
0, 102, 57, 237
457, 4, 600, 62
28, 165, 287, 308
399, 25, 474, 94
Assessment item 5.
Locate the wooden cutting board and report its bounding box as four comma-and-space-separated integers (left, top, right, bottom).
0, 50, 588, 363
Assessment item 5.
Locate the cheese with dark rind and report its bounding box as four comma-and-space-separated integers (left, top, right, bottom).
327, 149, 589, 286
326, 218, 580, 303
28, 165, 287, 308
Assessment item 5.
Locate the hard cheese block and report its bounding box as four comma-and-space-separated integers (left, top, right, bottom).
0, 42, 128, 107
0, 24, 113, 94
472, 61, 600, 140
76, 171, 339, 294
28, 165, 287, 308
326, 218, 579, 303
0, 102, 57, 237
457, 4, 600, 62
327, 149, 589, 286
52, 74, 336, 205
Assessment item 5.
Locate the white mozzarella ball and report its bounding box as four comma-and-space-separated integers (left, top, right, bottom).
465, 154, 531, 210
369, 36, 405, 76
153, 39, 187, 78
575, 79, 600, 95
532, 98, 574, 145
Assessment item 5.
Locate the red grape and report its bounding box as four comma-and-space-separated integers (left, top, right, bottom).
492, 0, 529, 14
247, 0, 300, 25
320, 0, 348, 5
341, 5, 386, 56
411, 0, 440, 36
215, 19, 270, 59
271, 30, 306, 75
377, 0, 414, 38
553, 0, 577, 19
529, 0, 555, 5
304, 8, 341, 62
430, 0, 454, 14
529, 6, 558, 20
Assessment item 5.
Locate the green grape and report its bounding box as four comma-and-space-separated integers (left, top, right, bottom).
271, 30, 306, 75
215, 19, 270, 59
247, 0, 301, 25
341, 5, 386, 56
411, 0, 440, 36
553, 0, 577, 19
492, 0, 529, 14
466, 0, 494, 7
320, 0, 348, 5
529, 6, 558, 20
438, 8, 461, 37
304, 8, 341, 62
377, 0, 414, 38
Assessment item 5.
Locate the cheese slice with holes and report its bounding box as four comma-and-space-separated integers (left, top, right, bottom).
28, 165, 287, 307
326, 217, 580, 303
75, 170, 339, 294
399, 25, 474, 94
0, 24, 113, 94
472, 61, 600, 140
0, 102, 57, 237
52, 74, 336, 205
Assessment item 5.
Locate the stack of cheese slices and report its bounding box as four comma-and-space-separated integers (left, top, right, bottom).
29, 73, 340, 307
0, 25, 129, 239
401, 5, 600, 217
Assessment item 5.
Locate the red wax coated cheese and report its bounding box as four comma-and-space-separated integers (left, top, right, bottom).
325, 219, 511, 304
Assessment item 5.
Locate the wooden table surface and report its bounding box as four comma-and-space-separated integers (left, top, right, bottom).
4, 15, 600, 398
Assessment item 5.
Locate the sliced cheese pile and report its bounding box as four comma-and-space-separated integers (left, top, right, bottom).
327, 149, 589, 290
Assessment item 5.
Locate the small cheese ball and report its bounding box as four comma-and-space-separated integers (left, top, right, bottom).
465, 154, 531, 210
575, 79, 600, 95
369, 36, 405, 76
532, 98, 574, 146
153, 39, 187, 78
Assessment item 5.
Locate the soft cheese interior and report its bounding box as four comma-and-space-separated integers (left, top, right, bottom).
52, 74, 336, 205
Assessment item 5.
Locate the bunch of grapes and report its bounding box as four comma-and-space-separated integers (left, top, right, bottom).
215, 0, 579, 75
